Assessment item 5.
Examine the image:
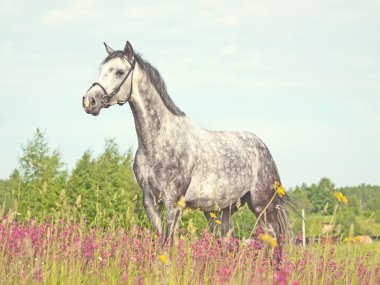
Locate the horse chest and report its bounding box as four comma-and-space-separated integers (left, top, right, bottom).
134, 145, 193, 198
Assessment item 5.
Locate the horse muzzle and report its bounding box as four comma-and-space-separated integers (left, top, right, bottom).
82, 93, 102, 116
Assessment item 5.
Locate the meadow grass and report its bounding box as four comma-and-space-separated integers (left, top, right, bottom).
0, 215, 379, 285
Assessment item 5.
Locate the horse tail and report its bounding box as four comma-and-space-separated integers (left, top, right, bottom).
250, 135, 300, 244
248, 136, 301, 266
273, 191, 299, 243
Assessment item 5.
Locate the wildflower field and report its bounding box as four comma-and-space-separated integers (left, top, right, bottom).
1, 214, 379, 285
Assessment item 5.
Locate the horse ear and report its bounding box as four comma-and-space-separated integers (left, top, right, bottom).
104, 42, 114, 55
124, 41, 134, 61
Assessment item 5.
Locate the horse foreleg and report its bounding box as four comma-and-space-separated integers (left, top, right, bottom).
143, 193, 163, 236
220, 193, 249, 237
164, 206, 181, 245
221, 207, 233, 237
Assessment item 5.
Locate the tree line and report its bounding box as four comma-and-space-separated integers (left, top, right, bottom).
0, 129, 143, 228
288, 178, 380, 237
0, 129, 379, 237
289, 178, 380, 215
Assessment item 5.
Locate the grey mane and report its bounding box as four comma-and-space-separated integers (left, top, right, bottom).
102, 51, 185, 116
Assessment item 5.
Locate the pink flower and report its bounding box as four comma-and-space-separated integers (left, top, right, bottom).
215, 266, 232, 284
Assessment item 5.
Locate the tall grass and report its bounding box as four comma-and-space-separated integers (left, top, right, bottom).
0, 212, 379, 285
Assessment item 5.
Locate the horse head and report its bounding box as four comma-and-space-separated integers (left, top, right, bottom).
83, 41, 135, 116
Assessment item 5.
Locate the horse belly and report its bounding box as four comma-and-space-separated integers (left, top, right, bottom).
184, 132, 259, 211
185, 166, 252, 211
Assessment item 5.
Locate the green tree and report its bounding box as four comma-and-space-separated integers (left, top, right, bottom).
68, 139, 143, 228
0, 179, 11, 213
306, 178, 336, 214
16, 129, 67, 219
67, 151, 97, 219
339, 184, 380, 215
335, 207, 361, 237
289, 185, 313, 214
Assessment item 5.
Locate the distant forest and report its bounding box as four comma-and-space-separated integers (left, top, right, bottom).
1, 129, 379, 237
289, 178, 380, 216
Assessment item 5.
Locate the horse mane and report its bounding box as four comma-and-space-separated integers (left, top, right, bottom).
102, 51, 185, 116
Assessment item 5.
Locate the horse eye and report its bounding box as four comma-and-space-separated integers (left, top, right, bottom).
116, 70, 125, 76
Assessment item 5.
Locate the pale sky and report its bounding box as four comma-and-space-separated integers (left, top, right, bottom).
1, 0, 379, 187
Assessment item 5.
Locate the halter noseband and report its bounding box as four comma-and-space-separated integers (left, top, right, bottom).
88, 57, 136, 107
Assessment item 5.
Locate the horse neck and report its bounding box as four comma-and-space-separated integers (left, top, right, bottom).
128, 69, 183, 151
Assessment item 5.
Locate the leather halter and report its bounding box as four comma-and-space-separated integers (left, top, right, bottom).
88, 57, 135, 107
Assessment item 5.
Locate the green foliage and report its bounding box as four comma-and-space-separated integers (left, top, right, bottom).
1, 129, 380, 237
308, 178, 336, 214
180, 209, 208, 234
0, 129, 145, 229
232, 204, 257, 238
289, 185, 313, 214
67, 139, 143, 228
289, 179, 380, 236
180, 204, 257, 238
340, 184, 380, 213
0, 179, 12, 213
374, 210, 380, 223
16, 129, 67, 219
289, 178, 336, 215
335, 207, 361, 238
289, 178, 380, 218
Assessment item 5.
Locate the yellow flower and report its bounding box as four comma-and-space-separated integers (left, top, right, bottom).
183, 208, 193, 216
210, 212, 217, 219
343, 237, 354, 243
176, 196, 186, 210
333, 192, 348, 205
273, 181, 286, 197
259, 233, 278, 248
215, 219, 222, 225
159, 254, 167, 264
354, 236, 363, 243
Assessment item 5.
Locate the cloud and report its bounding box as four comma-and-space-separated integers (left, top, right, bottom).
41, 0, 100, 24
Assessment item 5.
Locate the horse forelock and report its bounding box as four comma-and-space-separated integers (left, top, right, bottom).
101, 50, 126, 64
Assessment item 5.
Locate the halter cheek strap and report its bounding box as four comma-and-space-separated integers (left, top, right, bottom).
88, 57, 136, 107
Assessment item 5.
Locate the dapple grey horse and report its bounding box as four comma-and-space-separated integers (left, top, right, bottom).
83, 41, 294, 252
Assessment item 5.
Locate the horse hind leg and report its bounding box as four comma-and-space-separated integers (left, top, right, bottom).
204, 192, 250, 237
218, 192, 251, 237
203, 208, 233, 236
203, 206, 236, 237
246, 201, 284, 266
247, 184, 288, 266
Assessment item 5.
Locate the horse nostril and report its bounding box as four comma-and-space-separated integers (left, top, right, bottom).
90, 97, 96, 106
83, 95, 96, 108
